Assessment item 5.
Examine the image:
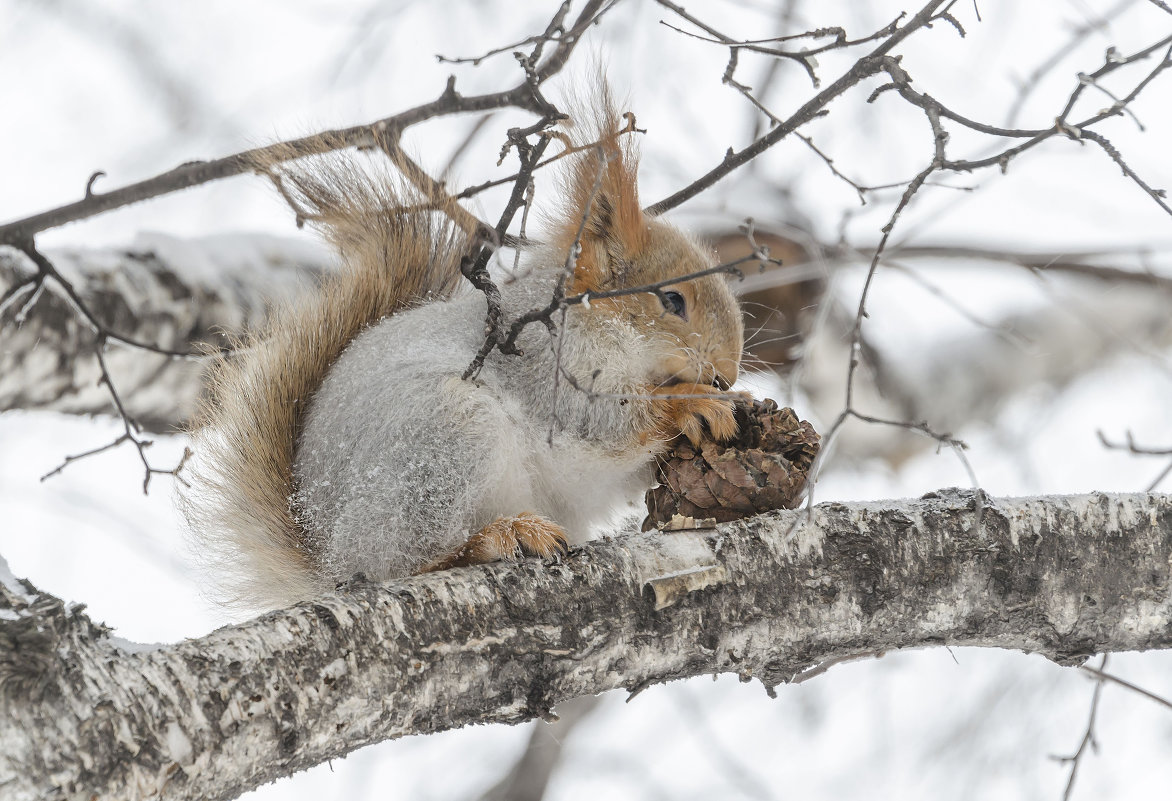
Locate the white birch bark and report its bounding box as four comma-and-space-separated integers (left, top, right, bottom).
1, 491, 1169, 801
0, 237, 329, 432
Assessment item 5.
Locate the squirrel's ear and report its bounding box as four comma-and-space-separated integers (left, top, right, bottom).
558, 89, 649, 292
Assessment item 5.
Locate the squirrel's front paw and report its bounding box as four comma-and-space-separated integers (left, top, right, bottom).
647, 384, 742, 447
418, 513, 569, 573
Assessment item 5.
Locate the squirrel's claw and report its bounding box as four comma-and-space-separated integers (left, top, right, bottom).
647, 383, 740, 447
511, 513, 570, 559
417, 512, 568, 573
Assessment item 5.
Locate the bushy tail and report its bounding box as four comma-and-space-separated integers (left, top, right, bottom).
182, 148, 467, 610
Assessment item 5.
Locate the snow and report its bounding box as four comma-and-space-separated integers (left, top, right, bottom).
132, 231, 333, 286
4, 0, 1172, 799
0, 553, 36, 604
107, 635, 165, 654
164, 722, 194, 766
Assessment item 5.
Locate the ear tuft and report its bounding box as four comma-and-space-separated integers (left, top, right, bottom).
557, 83, 649, 289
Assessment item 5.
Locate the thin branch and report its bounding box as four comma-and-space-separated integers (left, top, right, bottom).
1099, 430, 1172, 456
437, 0, 573, 66
657, 1, 906, 88
17, 241, 199, 358
1099, 430, 1172, 491
1057, 654, 1109, 801
0, 0, 610, 244
1004, 0, 1138, 128
1081, 128, 1172, 217
36, 332, 192, 493
462, 122, 560, 379
645, 0, 953, 215
1080, 665, 1172, 711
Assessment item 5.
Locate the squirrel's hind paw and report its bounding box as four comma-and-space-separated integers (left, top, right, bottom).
417, 513, 568, 573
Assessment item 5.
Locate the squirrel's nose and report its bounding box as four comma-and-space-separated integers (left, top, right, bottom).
712, 357, 739, 391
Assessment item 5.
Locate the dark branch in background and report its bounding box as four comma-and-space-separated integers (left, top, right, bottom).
7, 242, 195, 490
439, 113, 495, 181
478, 696, 603, 801
645, 0, 954, 215
32, 0, 226, 137
1056, 654, 1109, 801
0, 0, 608, 244
1099, 430, 1172, 491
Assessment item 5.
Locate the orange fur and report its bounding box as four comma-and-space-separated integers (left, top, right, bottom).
645, 383, 740, 447
556, 89, 649, 294
184, 93, 744, 609
417, 513, 569, 573
552, 91, 745, 451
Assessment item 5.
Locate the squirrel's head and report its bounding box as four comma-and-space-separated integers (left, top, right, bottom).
554, 101, 743, 392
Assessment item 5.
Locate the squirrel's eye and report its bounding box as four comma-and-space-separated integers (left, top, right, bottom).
661, 290, 687, 318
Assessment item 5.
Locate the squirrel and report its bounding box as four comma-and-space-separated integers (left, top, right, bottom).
181, 94, 745, 611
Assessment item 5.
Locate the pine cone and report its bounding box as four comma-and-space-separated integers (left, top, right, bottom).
643, 398, 820, 531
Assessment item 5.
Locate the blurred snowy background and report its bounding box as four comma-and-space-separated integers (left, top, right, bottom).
3, 0, 1172, 798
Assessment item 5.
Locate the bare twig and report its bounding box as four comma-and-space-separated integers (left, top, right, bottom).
0, 0, 610, 244
15, 241, 199, 358
1081, 128, 1172, 217
1080, 664, 1172, 711
462, 122, 561, 380
658, 0, 905, 88
438, 1, 573, 66
7, 242, 199, 486
38, 333, 193, 493
1056, 654, 1109, 801
1004, 0, 1138, 128
645, 0, 953, 215
1099, 430, 1172, 491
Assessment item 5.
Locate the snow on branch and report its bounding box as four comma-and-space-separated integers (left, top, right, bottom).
2, 491, 1170, 801
0, 238, 329, 432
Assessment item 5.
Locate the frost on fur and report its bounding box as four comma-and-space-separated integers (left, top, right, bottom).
180, 149, 467, 610
181, 99, 744, 612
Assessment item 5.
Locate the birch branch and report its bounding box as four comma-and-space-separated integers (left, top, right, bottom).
0, 238, 328, 432
2, 491, 1170, 801
6, 233, 1169, 446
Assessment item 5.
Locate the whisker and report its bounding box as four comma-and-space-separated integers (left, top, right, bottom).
745, 333, 801, 348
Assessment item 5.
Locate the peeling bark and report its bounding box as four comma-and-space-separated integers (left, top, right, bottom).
2, 491, 1171, 801
0, 238, 328, 432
